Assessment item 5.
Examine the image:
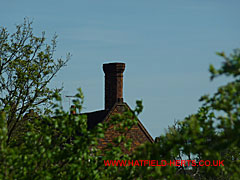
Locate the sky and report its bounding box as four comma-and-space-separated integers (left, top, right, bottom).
1, 0, 240, 138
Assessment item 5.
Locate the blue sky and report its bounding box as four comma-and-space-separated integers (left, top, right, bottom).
1, 0, 240, 138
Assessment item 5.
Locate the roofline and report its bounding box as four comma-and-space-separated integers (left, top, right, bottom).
123, 103, 154, 143
105, 102, 154, 144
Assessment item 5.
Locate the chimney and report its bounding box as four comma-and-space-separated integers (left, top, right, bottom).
103, 63, 125, 110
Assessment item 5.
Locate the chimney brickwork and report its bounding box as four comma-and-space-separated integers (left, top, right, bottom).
103, 63, 125, 110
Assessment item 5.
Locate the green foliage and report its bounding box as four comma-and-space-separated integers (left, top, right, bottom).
134, 49, 240, 179
210, 49, 240, 79
1, 19, 240, 179
0, 18, 70, 143
0, 88, 144, 179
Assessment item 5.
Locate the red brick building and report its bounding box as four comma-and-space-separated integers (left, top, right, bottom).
85, 63, 153, 152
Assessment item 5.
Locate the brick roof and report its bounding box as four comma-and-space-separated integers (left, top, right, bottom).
84, 102, 154, 146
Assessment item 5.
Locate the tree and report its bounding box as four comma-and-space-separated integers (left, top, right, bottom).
131, 49, 240, 179
0, 88, 141, 179
0, 19, 138, 179
0, 18, 70, 143
1, 19, 240, 179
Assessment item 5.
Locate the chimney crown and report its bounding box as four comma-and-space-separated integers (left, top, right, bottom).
103, 63, 125, 74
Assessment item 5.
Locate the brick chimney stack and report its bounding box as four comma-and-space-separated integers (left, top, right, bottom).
103, 63, 125, 110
